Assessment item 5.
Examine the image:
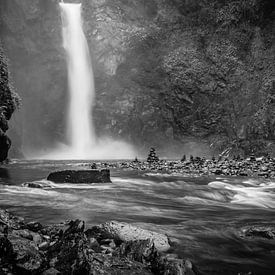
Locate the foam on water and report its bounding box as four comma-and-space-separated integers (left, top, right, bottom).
208, 180, 275, 209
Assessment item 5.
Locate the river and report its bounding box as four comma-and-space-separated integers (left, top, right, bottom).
0, 160, 274, 274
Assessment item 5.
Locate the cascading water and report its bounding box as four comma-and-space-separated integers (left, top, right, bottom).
60, 2, 95, 157
32, 2, 135, 160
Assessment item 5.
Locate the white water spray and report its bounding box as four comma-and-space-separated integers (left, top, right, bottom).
29, 2, 135, 160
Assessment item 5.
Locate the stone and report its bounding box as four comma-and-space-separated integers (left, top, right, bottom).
0, 210, 24, 230
22, 181, 52, 189
241, 225, 275, 239
119, 239, 157, 263
39, 241, 50, 251
12, 229, 33, 241
0, 131, 11, 162
25, 221, 43, 232
9, 234, 43, 273
47, 169, 111, 183
94, 221, 170, 252
42, 267, 61, 275
0, 210, 194, 275
0, 236, 14, 262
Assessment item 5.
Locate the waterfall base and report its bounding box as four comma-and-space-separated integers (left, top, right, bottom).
26, 138, 136, 160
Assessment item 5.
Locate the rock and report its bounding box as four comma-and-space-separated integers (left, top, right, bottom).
93, 221, 170, 252
120, 240, 198, 275
0, 210, 24, 230
0, 236, 14, 262
0, 210, 195, 275
119, 239, 158, 263
25, 221, 43, 232
12, 229, 33, 241
42, 267, 61, 275
39, 241, 50, 251
8, 234, 43, 273
241, 225, 275, 239
212, 169, 222, 175
31, 233, 43, 246
47, 169, 111, 183
22, 181, 52, 189
257, 172, 269, 177
0, 126, 11, 162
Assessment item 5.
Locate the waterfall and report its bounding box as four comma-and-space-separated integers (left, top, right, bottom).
60, 2, 95, 157
29, 2, 136, 160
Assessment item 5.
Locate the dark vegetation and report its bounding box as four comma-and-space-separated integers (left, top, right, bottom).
0, 44, 19, 161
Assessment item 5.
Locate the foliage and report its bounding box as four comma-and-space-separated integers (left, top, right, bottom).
0, 43, 20, 131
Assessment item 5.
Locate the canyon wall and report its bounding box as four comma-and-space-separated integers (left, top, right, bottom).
0, 44, 19, 161
1, 0, 275, 158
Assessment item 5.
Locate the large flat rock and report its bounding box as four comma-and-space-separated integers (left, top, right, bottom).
47, 169, 111, 183
94, 221, 171, 252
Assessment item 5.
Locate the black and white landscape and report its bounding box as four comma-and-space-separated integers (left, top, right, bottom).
0, 0, 275, 274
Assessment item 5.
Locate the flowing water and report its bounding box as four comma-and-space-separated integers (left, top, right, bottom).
0, 160, 274, 274
60, 2, 96, 154
34, 3, 135, 160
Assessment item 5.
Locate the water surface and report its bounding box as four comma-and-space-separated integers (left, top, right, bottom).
0, 160, 274, 274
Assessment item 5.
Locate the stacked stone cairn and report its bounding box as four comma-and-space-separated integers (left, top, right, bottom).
147, 148, 159, 164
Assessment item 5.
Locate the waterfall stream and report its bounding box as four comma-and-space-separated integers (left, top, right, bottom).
27, 2, 136, 160
60, 3, 95, 158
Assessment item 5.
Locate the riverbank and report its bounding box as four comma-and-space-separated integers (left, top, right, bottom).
86, 156, 275, 178
0, 209, 199, 275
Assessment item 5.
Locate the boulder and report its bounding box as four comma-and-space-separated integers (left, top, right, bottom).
241, 225, 275, 239
92, 221, 170, 252
0, 131, 11, 162
47, 169, 111, 183
0, 210, 24, 230
8, 234, 44, 273
0, 236, 14, 262
22, 181, 52, 189
25, 221, 43, 233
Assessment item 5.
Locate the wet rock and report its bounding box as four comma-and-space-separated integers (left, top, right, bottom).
8, 234, 43, 273
25, 221, 43, 233
47, 169, 111, 183
46, 220, 90, 274
12, 229, 33, 241
39, 241, 50, 251
241, 225, 275, 239
0, 210, 196, 275
22, 181, 52, 189
119, 239, 158, 263
0, 236, 14, 262
120, 240, 198, 275
93, 221, 171, 252
0, 210, 24, 230
42, 267, 61, 275
31, 233, 43, 246
0, 131, 11, 163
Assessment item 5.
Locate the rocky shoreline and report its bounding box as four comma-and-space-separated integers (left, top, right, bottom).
0, 209, 199, 275
1, 210, 274, 275
87, 156, 275, 179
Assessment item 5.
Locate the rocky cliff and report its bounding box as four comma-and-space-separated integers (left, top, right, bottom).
0, 44, 19, 161
1, 0, 275, 157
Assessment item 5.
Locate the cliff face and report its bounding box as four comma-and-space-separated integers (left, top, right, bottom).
1, 0, 275, 157
0, 45, 19, 161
